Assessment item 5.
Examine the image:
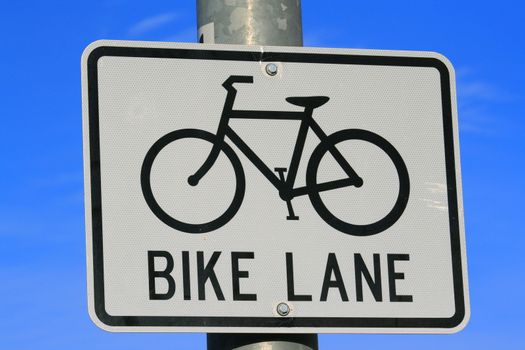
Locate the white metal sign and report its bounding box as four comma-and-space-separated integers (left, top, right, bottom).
82, 40, 469, 333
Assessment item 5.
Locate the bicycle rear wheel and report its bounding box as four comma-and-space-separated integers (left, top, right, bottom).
141, 129, 245, 233
306, 129, 409, 236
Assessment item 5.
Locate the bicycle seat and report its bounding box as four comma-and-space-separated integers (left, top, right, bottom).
286, 96, 330, 109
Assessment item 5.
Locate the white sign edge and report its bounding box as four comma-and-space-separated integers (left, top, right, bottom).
81, 39, 470, 334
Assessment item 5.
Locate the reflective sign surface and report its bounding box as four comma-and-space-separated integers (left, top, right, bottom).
82, 40, 469, 333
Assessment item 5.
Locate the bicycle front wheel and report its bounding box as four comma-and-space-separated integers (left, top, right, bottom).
141, 129, 245, 234
306, 129, 409, 236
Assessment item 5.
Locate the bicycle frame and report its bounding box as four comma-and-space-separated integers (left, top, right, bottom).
190, 76, 362, 200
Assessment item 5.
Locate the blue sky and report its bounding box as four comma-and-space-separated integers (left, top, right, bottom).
1, 0, 524, 348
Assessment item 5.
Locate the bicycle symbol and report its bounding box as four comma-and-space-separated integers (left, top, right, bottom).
141, 75, 410, 236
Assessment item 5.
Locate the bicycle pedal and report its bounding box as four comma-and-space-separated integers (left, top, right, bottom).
284, 199, 299, 221
274, 167, 288, 177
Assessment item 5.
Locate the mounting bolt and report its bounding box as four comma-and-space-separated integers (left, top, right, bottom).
276, 302, 290, 316
265, 63, 278, 76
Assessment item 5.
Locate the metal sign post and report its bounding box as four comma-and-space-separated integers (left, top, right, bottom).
197, 1, 316, 349
197, 0, 302, 46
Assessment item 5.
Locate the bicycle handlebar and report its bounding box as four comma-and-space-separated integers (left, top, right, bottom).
222, 75, 254, 90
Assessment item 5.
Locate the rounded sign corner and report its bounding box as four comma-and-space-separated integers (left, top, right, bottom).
88, 301, 119, 332
446, 303, 471, 334
425, 51, 457, 81
81, 40, 111, 66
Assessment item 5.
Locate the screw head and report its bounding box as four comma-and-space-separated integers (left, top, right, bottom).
276, 302, 290, 316
265, 63, 278, 76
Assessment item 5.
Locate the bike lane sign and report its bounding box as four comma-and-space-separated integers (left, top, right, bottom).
82, 40, 469, 333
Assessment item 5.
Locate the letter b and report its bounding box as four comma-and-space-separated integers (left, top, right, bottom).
148, 251, 176, 300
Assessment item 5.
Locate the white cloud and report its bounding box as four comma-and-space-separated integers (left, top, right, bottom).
458, 81, 510, 102
304, 31, 334, 47
162, 27, 197, 43
455, 66, 514, 136
128, 12, 179, 36
30, 171, 83, 188
457, 105, 498, 135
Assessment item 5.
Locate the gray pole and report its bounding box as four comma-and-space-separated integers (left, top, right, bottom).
197, 0, 302, 46
207, 333, 318, 350
197, 1, 316, 349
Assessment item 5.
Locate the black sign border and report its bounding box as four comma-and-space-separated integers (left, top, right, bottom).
86, 44, 466, 330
